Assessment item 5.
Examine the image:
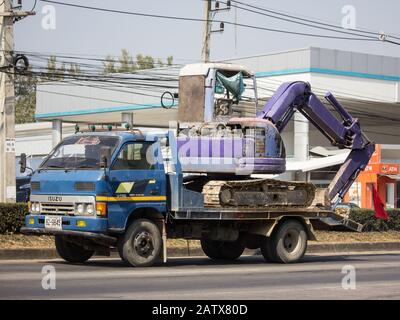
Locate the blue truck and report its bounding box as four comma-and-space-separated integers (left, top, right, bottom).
21, 63, 373, 267
20, 128, 364, 267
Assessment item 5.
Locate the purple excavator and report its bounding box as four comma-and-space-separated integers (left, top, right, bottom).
171, 63, 375, 208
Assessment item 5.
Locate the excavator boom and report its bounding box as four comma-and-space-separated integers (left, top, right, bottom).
259, 81, 375, 203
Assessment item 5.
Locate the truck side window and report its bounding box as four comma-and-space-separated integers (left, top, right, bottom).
112, 143, 155, 170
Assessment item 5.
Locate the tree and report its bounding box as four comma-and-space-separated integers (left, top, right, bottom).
15, 67, 37, 124
68, 63, 81, 76
15, 91, 36, 124
136, 54, 154, 70
118, 49, 135, 73
46, 55, 57, 80
156, 58, 164, 67
103, 55, 116, 74
102, 50, 173, 73
59, 63, 66, 79
167, 55, 173, 66
45, 56, 67, 80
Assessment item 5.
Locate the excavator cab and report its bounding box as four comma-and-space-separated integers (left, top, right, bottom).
176, 63, 286, 175
178, 63, 258, 123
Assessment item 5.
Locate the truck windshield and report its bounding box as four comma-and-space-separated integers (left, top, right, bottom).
40, 135, 120, 170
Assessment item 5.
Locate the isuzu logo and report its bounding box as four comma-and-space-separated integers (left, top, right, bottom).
48, 196, 62, 202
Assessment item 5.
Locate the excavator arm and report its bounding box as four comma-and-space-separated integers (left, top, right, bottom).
258, 81, 375, 204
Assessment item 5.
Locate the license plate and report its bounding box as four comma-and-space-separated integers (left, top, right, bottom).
44, 216, 62, 230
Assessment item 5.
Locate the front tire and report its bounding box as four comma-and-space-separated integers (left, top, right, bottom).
55, 235, 94, 263
261, 219, 307, 263
121, 219, 162, 267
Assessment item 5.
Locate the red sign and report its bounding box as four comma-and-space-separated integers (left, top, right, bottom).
364, 163, 399, 175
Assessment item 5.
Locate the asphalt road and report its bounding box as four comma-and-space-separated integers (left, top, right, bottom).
1, 252, 400, 299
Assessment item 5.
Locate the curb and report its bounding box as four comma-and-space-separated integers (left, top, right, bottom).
1, 242, 400, 260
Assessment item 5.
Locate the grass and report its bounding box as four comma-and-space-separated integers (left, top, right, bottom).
0, 231, 399, 249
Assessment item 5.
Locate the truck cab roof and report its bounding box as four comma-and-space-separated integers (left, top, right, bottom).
73, 130, 161, 143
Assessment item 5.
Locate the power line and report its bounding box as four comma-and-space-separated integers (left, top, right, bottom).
39, 0, 381, 42
228, 0, 400, 41
219, 1, 378, 41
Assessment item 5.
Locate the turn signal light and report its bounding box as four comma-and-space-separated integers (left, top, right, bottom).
76, 220, 87, 227
96, 202, 107, 216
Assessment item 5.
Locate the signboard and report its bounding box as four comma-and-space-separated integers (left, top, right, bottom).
5, 138, 15, 153
348, 182, 361, 207
364, 163, 399, 175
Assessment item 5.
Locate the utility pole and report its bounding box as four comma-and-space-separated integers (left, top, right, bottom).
201, 0, 230, 62
0, 1, 34, 203
201, 0, 211, 62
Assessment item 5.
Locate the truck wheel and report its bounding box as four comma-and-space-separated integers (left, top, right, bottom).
117, 237, 127, 264
201, 239, 222, 260
122, 219, 162, 267
55, 235, 94, 263
201, 238, 245, 261
219, 239, 245, 260
261, 219, 307, 263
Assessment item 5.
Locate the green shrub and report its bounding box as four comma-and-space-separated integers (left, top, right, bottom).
0, 203, 29, 234
349, 209, 400, 232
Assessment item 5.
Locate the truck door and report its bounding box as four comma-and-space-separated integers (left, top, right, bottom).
107, 141, 166, 226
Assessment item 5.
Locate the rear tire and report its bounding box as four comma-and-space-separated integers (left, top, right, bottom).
261, 219, 307, 263
201, 238, 245, 261
55, 235, 94, 263
122, 219, 162, 267
201, 239, 222, 260
260, 237, 276, 262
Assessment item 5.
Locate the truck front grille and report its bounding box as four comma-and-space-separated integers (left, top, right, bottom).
40, 203, 75, 215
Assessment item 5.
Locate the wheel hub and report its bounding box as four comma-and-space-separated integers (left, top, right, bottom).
133, 231, 154, 257
283, 230, 299, 253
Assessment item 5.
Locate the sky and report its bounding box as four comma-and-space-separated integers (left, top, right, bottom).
14, 0, 400, 64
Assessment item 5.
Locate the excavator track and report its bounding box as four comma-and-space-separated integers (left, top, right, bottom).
202, 178, 316, 208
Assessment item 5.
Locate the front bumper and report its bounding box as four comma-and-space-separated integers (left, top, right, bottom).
20, 227, 117, 245
23, 214, 108, 233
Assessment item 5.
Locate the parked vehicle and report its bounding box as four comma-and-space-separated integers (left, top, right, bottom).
16, 156, 43, 202
336, 202, 361, 210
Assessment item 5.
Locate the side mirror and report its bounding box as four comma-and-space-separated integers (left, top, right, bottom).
20, 153, 27, 173
100, 146, 112, 168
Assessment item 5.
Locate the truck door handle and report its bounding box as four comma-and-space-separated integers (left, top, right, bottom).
150, 189, 159, 195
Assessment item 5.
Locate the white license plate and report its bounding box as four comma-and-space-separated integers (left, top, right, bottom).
44, 216, 62, 230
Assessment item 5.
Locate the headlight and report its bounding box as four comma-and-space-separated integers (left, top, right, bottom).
86, 204, 94, 215
30, 202, 40, 214
76, 203, 85, 215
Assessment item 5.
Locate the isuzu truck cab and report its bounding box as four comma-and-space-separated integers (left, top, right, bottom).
22, 130, 170, 266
